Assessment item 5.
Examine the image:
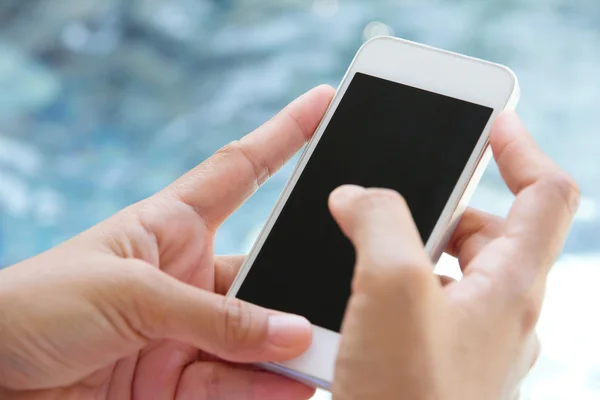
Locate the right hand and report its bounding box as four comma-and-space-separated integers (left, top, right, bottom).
329, 112, 579, 400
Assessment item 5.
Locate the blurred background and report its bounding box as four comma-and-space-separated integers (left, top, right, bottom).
0, 0, 599, 398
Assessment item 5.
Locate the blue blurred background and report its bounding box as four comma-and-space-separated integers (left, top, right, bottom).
0, 1, 599, 398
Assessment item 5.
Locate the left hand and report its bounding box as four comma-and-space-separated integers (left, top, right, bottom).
0, 85, 335, 400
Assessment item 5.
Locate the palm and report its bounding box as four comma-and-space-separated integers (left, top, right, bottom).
34, 202, 226, 398
101, 203, 217, 398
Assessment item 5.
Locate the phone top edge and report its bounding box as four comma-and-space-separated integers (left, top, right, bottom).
361, 35, 519, 87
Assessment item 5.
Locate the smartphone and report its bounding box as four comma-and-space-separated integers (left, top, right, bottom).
227, 36, 520, 389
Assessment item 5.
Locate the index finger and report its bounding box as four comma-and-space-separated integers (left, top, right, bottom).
165, 85, 335, 230
328, 186, 435, 299
491, 111, 580, 271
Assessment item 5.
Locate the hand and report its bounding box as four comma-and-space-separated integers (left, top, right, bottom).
0, 85, 335, 400
329, 112, 579, 400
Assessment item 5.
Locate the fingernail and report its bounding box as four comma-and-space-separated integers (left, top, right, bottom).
267, 315, 311, 347
329, 185, 365, 208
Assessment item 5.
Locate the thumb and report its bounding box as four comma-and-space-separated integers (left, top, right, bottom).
104, 262, 312, 363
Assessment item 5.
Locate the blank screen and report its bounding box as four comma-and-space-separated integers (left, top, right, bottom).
236, 73, 493, 332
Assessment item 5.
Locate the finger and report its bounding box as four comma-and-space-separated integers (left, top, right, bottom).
328, 185, 435, 297
491, 111, 580, 271
176, 362, 315, 400
110, 261, 312, 364
329, 186, 438, 400
215, 255, 246, 295
166, 85, 335, 230
445, 208, 503, 268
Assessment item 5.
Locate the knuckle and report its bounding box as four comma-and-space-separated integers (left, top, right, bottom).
539, 172, 581, 215
217, 140, 270, 187
214, 140, 240, 158
514, 290, 543, 335
218, 297, 265, 352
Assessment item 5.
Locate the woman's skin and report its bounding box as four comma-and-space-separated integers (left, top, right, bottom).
331, 112, 578, 400
0, 85, 578, 400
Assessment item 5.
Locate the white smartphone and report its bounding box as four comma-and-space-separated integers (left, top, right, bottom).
227, 36, 520, 389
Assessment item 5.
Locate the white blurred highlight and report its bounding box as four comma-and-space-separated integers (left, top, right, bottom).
362, 21, 394, 41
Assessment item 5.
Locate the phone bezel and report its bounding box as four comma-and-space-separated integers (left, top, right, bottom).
227, 36, 520, 389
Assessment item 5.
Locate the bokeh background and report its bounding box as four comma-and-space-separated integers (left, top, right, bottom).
0, 0, 599, 398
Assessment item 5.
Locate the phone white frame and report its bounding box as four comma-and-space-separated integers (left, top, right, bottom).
227, 36, 520, 390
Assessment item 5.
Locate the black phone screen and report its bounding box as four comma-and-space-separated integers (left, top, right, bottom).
236, 72, 493, 332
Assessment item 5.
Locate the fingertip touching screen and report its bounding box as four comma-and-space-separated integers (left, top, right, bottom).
236, 73, 493, 332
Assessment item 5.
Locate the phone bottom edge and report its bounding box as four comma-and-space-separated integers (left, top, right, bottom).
257, 361, 332, 391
